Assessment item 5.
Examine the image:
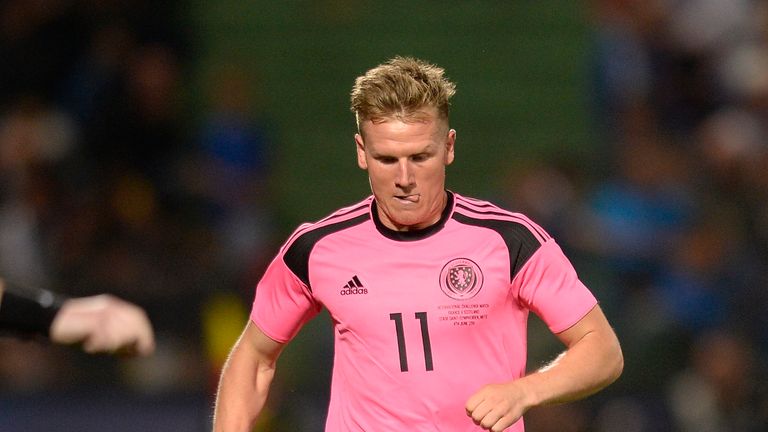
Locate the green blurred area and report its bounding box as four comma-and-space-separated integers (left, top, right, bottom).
188, 0, 593, 232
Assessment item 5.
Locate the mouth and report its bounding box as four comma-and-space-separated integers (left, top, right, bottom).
394, 194, 419, 204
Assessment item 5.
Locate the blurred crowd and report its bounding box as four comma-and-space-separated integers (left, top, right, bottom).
509, 1, 768, 430
0, 0, 276, 403
1, 0, 768, 431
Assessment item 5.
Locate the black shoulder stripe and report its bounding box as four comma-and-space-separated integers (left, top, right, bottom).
454, 203, 549, 242
319, 201, 371, 224
283, 213, 369, 289
284, 201, 371, 247
452, 212, 543, 281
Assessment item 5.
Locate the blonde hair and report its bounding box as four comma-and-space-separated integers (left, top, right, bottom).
350, 56, 456, 128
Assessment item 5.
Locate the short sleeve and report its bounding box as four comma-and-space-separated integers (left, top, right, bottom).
250, 252, 322, 343
513, 239, 597, 333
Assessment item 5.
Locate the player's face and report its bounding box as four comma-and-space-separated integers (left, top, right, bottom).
355, 108, 455, 231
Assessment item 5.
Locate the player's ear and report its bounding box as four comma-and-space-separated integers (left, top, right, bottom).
444, 128, 456, 166
355, 133, 368, 170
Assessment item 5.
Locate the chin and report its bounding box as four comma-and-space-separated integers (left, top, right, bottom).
392, 215, 426, 229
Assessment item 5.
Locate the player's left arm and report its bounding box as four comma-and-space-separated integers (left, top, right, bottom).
466, 304, 623, 431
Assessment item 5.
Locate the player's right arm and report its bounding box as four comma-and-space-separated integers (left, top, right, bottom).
213, 320, 286, 432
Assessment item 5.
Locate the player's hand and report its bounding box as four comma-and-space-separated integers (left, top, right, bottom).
49, 294, 155, 356
465, 382, 530, 431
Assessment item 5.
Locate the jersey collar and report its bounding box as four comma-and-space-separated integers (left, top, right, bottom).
371, 191, 454, 241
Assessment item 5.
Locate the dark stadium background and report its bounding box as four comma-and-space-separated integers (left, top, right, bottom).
1, 1, 766, 430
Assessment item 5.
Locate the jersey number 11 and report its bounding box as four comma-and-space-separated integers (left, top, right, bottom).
389, 312, 434, 372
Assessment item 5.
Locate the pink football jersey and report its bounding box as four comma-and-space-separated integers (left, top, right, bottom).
251, 192, 597, 431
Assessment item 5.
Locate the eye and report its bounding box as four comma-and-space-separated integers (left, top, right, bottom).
376, 156, 398, 164
410, 153, 430, 163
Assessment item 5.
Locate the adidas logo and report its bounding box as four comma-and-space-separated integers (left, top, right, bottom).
340, 275, 368, 295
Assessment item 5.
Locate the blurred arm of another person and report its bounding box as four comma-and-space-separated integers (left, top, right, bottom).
50, 294, 156, 356
0, 277, 155, 356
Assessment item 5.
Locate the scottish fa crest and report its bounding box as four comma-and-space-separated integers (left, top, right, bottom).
439, 258, 484, 300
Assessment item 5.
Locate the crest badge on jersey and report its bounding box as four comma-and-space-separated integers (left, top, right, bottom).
439, 258, 484, 300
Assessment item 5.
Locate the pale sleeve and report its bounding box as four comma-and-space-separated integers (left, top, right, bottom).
513, 239, 597, 334
250, 252, 322, 343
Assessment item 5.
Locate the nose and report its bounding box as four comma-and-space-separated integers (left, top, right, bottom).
395, 159, 414, 189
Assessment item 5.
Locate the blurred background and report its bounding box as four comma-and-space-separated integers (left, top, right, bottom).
1, 0, 767, 430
